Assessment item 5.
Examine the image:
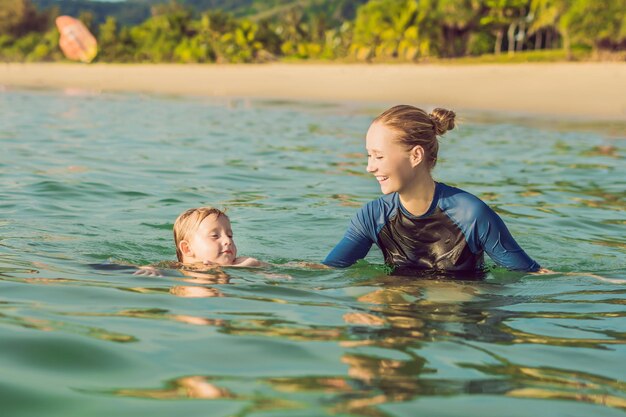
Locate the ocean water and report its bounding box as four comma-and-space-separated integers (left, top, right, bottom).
1, 88, 625, 417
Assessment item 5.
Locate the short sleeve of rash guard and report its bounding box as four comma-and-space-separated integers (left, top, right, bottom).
323, 203, 379, 268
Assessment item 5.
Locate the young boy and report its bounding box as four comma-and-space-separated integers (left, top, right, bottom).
135, 207, 263, 276
173, 206, 263, 267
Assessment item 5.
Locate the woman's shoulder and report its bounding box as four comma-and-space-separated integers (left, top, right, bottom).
438, 183, 492, 217
350, 193, 398, 234
358, 193, 398, 217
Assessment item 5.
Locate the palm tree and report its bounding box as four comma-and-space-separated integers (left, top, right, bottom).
528, 0, 558, 50
435, 0, 487, 57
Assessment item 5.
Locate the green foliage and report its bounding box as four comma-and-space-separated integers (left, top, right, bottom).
0, 32, 38, 60
26, 27, 60, 61
5, 0, 626, 63
96, 17, 120, 61
351, 0, 423, 61
562, 0, 626, 50
14, 32, 41, 57
0, 0, 49, 37
438, 0, 485, 27
216, 20, 263, 62
128, 3, 194, 62
173, 35, 211, 62
96, 16, 139, 62
433, 0, 485, 57
0, 34, 14, 50
467, 31, 495, 55
528, 0, 561, 33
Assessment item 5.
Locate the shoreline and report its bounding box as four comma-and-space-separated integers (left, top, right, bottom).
1, 62, 625, 120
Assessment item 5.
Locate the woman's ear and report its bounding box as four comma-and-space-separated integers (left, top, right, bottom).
410, 145, 425, 167
179, 240, 194, 259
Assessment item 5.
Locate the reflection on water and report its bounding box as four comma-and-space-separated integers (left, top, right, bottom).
0, 89, 625, 417
71, 275, 625, 415
114, 375, 232, 400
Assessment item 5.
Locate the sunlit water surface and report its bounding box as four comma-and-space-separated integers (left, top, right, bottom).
1, 89, 625, 417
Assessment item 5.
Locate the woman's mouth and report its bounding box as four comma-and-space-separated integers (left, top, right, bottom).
376, 176, 389, 183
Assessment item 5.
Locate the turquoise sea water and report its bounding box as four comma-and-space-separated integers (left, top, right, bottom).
1, 88, 625, 416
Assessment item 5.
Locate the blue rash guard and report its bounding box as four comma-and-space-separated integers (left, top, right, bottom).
324, 182, 540, 273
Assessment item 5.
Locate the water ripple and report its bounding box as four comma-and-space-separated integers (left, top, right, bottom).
1, 89, 625, 416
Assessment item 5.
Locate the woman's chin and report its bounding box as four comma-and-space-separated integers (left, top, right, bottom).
379, 183, 395, 194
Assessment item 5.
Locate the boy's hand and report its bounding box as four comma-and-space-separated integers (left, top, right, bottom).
233, 257, 267, 267
291, 262, 330, 269
133, 266, 163, 277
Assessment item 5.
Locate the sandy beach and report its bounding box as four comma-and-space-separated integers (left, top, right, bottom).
1, 62, 625, 120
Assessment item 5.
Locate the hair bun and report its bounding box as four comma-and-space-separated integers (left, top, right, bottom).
429, 108, 456, 136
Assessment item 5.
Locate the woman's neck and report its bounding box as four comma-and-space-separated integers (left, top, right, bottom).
398, 174, 436, 216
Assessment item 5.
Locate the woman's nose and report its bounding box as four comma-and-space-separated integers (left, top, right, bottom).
366, 160, 376, 173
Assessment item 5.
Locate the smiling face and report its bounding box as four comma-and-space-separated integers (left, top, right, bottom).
366, 122, 419, 195
182, 214, 237, 265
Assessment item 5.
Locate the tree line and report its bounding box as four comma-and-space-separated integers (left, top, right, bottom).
1, 0, 624, 63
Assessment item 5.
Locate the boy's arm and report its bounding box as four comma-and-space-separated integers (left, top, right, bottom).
201, 257, 267, 267
133, 261, 184, 277
134, 265, 164, 277
232, 257, 268, 267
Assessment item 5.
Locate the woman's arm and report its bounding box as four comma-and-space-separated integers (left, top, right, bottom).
323, 235, 373, 267
323, 201, 381, 268
477, 204, 541, 272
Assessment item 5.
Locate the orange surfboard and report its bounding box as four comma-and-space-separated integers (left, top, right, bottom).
55, 16, 98, 63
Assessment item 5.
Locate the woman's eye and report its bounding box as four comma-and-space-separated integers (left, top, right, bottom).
375, 156, 383, 160
210, 234, 219, 239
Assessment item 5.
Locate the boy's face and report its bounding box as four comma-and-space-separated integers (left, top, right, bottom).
184, 214, 237, 265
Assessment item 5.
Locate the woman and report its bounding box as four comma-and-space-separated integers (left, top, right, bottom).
323, 105, 541, 275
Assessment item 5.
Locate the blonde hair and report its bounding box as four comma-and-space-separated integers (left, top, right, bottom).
173, 207, 228, 261
373, 105, 456, 169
